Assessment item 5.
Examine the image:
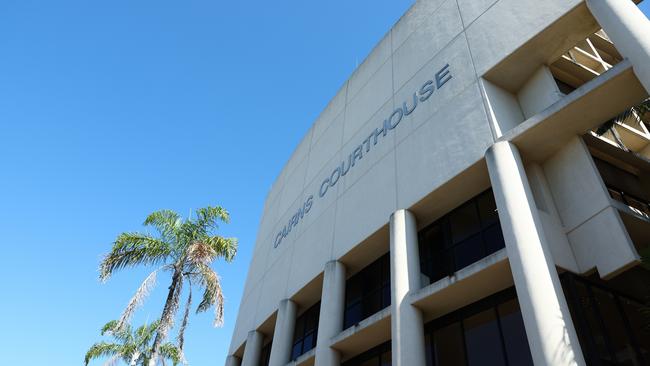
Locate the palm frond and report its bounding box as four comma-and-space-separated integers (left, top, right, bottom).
101, 320, 132, 344
177, 289, 192, 357
196, 206, 230, 229
135, 320, 160, 348
159, 343, 182, 365
84, 342, 123, 366
144, 210, 181, 240
195, 264, 224, 327
206, 236, 237, 263
187, 241, 216, 265
99, 233, 171, 281
117, 270, 158, 329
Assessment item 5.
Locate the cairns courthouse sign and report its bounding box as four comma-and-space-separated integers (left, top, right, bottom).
274, 64, 453, 249
229, 0, 650, 366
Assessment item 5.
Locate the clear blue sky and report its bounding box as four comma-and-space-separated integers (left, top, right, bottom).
0, 1, 413, 365
1, 1, 649, 366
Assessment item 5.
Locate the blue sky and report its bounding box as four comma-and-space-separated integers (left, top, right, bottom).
0, 1, 413, 365
1, 1, 649, 366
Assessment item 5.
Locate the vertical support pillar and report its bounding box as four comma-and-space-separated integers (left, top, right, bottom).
486, 141, 586, 366
389, 209, 426, 366
268, 299, 296, 366
242, 330, 264, 366
587, 0, 650, 93
315, 260, 346, 366
225, 355, 241, 366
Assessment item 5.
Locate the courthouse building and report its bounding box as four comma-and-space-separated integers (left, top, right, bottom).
227, 0, 650, 365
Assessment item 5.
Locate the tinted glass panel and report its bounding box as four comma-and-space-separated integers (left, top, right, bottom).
619, 298, 650, 362
454, 234, 484, 270
344, 253, 391, 329
303, 333, 315, 353
342, 342, 391, 366
463, 309, 506, 366
477, 191, 499, 226
292, 302, 320, 360
291, 342, 302, 361
450, 202, 481, 243
424, 287, 532, 366
432, 322, 466, 366
419, 190, 505, 285
498, 299, 533, 366
483, 224, 505, 255
562, 273, 650, 365
592, 288, 637, 365
345, 302, 362, 327
380, 351, 391, 366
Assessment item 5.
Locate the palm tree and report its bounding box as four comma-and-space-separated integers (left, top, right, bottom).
84, 320, 181, 366
99, 206, 238, 366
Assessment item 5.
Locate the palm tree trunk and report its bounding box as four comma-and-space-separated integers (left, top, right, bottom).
149, 267, 184, 366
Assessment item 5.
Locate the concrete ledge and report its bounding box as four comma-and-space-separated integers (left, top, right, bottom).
411, 249, 513, 322
286, 348, 315, 366
500, 60, 647, 162
330, 307, 391, 360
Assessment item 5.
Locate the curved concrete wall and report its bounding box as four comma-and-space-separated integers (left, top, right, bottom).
230, 0, 584, 354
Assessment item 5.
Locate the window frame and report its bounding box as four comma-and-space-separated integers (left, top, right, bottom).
343, 253, 391, 330
290, 302, 321, 361
418, 189, 505, 285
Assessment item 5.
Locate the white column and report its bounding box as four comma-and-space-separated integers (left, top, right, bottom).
315, 260, 346, 366
389, 209, 426, 366
587, 0, 650, 93
225, 355, 241, 366
486, 141, 586, 366
241, 330, 264, 366
268, 299, 296, 366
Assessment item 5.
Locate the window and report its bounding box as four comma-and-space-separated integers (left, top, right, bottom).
291, 302, 320, 361
424, 287, 533, 366
259, 341, 271, 366
342, 342, 391, 366
419, 189, 505, 284
561, 274, 650, 365
344, 253, 391, 330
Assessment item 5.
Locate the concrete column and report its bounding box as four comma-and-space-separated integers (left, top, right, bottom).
587, 0, 650, 93
225, 355, 241, 366
315, 260, 346, 366
486, 141, 586, 366
241, 330, 264, 366
268, 299, 297, 366
389, 209, 426, 366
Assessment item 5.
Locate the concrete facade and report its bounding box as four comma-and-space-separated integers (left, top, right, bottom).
228, 1, 650, 365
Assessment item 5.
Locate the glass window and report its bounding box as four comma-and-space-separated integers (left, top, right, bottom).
561, 273, 650, 365
419, 189, 506, 286
342, 342, 391, 366
291, 302, 320, 361
498, 299, 533, 366
450, 201, 481, 244
463, 309, 506, 366
424, 287, 533, 366
432, 322, 466, 366
344, 254, 391, 329
477, 191, 499, 227
454, 234, 485, 270
259, 341, 272, 366
483, 224, 505, 256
